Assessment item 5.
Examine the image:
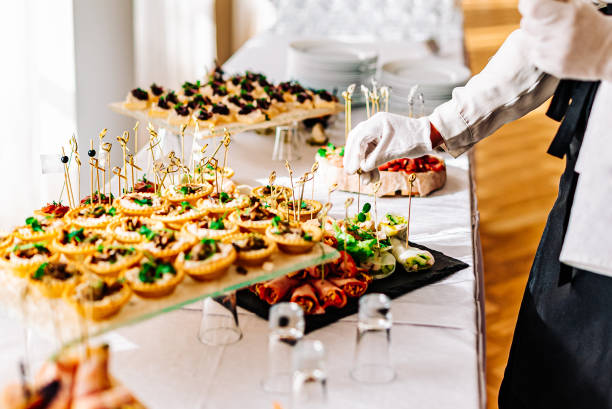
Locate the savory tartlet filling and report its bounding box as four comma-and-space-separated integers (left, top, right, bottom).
8, 242, 52, 260
239, 198, 275, 222
118, 193, 163, 212
269, 218, 313, 241
74, 279, 125, 302
58, 228, 105, 247
31, 261, 79, 283
153, 201, 196, 217
140, 228, 178, 250
18, 215, 62, 235
184, 238, 231, 262
37, 202, 70, 218
89, 246, 136, 265
127, 257, 177, 285
133, 176, 156, 193
198, 192, 248, 210
231, 235, 267, 252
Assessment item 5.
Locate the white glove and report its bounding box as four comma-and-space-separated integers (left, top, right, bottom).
343, 113, 433, 184
519, 0, 612, 81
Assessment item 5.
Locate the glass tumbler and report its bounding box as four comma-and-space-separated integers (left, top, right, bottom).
262, 302, 305, 394
350, 293, 395, 384
198, 291, 242, 346
272, 124, 301, 161
292, 340, 328, 409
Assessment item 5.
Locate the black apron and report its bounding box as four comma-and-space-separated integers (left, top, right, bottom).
499, 6, 611, 408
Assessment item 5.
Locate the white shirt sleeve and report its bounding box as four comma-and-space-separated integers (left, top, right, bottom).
428, 29, 560, 157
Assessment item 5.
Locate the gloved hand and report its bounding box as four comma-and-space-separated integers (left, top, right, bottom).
343, 113, 433, 184
519, 0, 612, 81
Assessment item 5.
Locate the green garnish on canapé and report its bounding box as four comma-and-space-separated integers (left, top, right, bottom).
133, 197, 153, 206
25, 217, 44, 233
138, 259, 176, 283
32, 262, 48, 280
138, 225, 157, 240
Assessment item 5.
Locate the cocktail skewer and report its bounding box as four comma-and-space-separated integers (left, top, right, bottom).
284, 160, 297, 220
221, 129, 231, 191
60, 148, 74, 208
91, 158, 104, 203
74, 153, 81, 204
361, 85, 370, 119
406, 173, 417, 248
373, 181, 382, 249
102, 142, 112, 198
328, 183, 338, 207
180, 124, 187, 179
310, 162, 319, 217
381, 86, 389, 113
87, 141, 97, 203
113, 166, 127, 197
133, 121, 139, 159
128, 154, 142, 191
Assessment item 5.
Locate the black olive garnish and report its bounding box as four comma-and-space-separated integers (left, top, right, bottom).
88, 149, 96, 157
61, 156, 69, 163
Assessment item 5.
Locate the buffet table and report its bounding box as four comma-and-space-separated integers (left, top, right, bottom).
0, 33, 485, 409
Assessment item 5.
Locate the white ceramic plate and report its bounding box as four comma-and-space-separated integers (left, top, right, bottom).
382, 58, 470, 86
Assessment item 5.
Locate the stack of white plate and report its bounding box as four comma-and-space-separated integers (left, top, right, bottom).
381, 58, 471, 113
286, 40, 378, 103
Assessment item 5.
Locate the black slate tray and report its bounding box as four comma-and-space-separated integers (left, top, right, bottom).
237, 242, 469, 334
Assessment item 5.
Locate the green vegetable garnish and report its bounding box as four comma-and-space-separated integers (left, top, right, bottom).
180, 201, 193, 213
25, 217, 44, 233
32, 262, 48, 280
362, 203, 371, 213
66, 228, 85, 243
219, 192, 230, 204
357, 212, 366, 222
209, 217, 225, 230
133, 197, 153, 206
271, 216, 281, 227
108, 207, 117, 216
138, 225, 157, 240
317, 148, 327, 157
303, 233, 312, 241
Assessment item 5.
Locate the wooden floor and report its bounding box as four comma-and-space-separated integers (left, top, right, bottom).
461, 1, 564, 407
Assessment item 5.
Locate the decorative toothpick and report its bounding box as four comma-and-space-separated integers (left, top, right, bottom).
297, 172, 313, 221
180, 123, 187, 174
406, 173, 417, 248
342, 84, 356, 143
74, 153, 81, 204
209, 158, 219, 195
373, 181, 382, 249
113, 166, 127, 197
221, 129, 231, 190
87, 141, 96, 204
284, 160, 297, 220
344, 197, 354, 228
380, 87, 389, 113
310, 162, 319, 212
133, 121, 139, 157
328, 183, 338, 206
361, 85, 370, 119
60, 147, 74, 208
90, 158, 104, 203
117, 132, 129, 184
128, 154, 142, 191
101, 142, 112, 198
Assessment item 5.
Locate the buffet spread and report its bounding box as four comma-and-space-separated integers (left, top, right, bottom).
1, 63, 470, 409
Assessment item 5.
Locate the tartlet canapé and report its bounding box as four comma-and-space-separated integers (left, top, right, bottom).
13, 215, 63, 242
34, 202, 70, 219
65, 204, 117, 229
199, 164, 235, 183
223, 233, 276, 266
175, 238, 236, 281
163, 182, 213, 203
265, 217, 322, 254
107, 217, 165, 244
29, 260, 82, 298
124, 256, 184, 298
1, 242, 59, 277
227, 197, 276, 234
150, 200, 201, 225
197, 192, 249, 215
273, 199, 322, 222
138, 227, 195, 259
83, 244, 143, 276
115, 193, 164, 216
182, 214, 239, 240
51, 227, 108, 258
251, 185, 292, 200
65, 277, 131, 320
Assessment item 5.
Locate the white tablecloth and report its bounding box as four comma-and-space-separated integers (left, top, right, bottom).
0, 32, 485, 409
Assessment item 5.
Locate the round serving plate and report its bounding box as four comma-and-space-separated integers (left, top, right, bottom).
288, 40, 378, 70
382, 58, 470, 86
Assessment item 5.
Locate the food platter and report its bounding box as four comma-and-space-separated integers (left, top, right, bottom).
109, 102, 342, 139
0, 242, 338, 344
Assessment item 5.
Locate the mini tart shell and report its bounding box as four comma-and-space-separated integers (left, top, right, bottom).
138, 232, 196, 259
196, 195, 249, 215
13, 223, 62, 242
65, 205, 114, 229
3, 251, 60, 277
163, 182, 213, 203
222, 233, 276, 266
175, 244, 237, 281
228, 210, 274, 234
107, 217, 160, 244
182, 219, 239, 240
251, 185, 293, 199
124, 266, 185, 298
30, 271, 81, 298
115, 193, 164, 216
83, 249, 143, 276
265, 223, 322, 254
273, 199, 323, 222
50, 230, 110, 258
150, 207, 203, 225
65, 281, 132, 321
0, 233, 13, 250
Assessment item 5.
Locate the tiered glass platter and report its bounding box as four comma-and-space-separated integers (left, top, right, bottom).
0, 243, 338, 344
109, 102, 343, 138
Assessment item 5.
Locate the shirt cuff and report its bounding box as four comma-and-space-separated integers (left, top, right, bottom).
428, 99, 473, 158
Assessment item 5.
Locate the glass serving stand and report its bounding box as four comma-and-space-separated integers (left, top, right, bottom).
0, 243, 339, 346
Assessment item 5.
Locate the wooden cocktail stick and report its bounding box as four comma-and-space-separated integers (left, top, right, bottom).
342, 91, 350, 142
180, 123, 187, 177
380, 87, 389, 113
406, 173, 417, 248
328, 183, 338, 207
361, 85, 370, 119
268, 171, 277, 201
373, 181, 382, 249
220, 130, 231, 190
90, 158, 104, 203
133, 121, 139, 158
310, 162, 319, 217
128, 154, 142, 191
102, 142, 112, 198
284, 160, 297, 220
74, 153, 81, 204
60, 148, 74, 208
343, 197, 354, 266
112, 166, 126, 197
